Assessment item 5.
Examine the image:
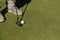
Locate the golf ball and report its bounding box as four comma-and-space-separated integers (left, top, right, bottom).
20, 20, 24, 24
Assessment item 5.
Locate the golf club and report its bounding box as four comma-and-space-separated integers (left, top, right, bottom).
15, 3, 28, 26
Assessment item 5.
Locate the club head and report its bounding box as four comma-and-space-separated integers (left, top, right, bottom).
16, 21, 23, 26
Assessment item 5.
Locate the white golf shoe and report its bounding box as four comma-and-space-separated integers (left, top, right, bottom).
8, 9, 22, 15
0, 13, 4, 22
7, 0, 22, 15
13, 8, 22, 15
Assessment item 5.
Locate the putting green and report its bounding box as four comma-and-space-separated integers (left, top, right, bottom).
0, 0, 60, 40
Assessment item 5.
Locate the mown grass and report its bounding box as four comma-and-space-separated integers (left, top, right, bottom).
0, 0, 60, 40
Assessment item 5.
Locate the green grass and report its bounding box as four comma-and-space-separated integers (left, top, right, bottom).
0, 0, 60, 40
